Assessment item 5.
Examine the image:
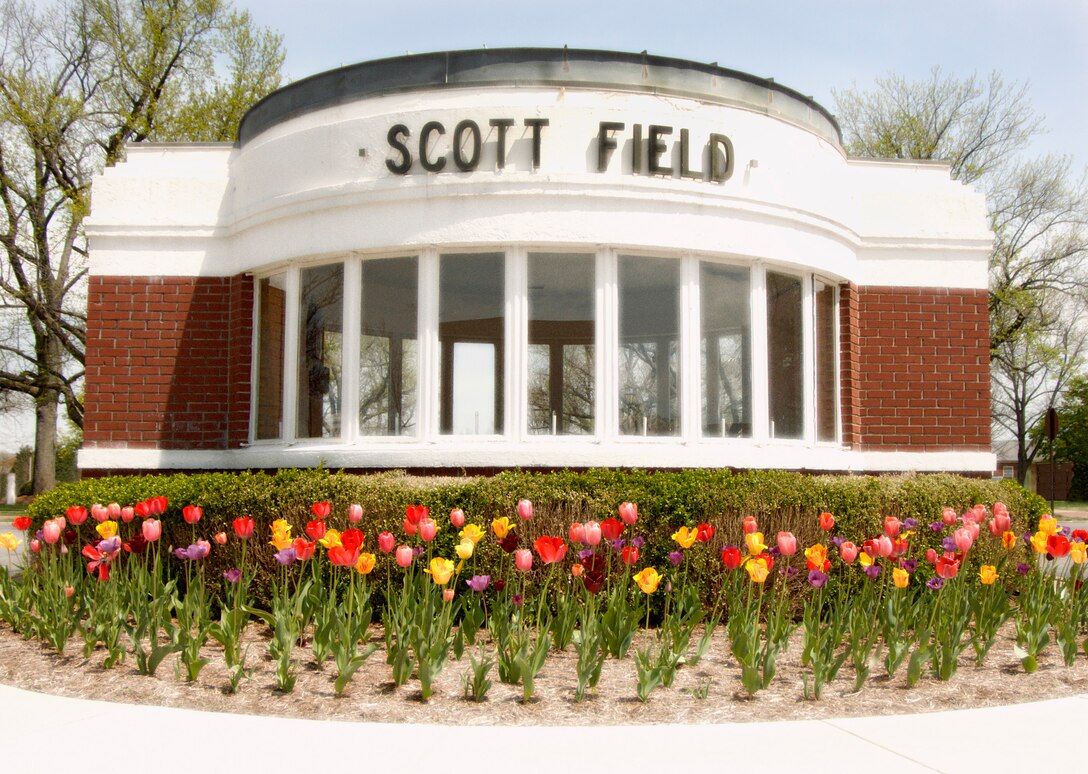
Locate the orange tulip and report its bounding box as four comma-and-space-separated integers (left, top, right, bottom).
818, 512, 835, 531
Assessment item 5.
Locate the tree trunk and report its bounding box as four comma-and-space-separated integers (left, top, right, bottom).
33, 387, 58, 494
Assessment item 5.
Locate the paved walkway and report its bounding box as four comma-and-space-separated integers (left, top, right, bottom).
0, 681, 1085, 772
0, 522, 23, 575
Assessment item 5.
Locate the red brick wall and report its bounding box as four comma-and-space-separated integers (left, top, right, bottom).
854, 286, 990, 451
84, 275, 253, 449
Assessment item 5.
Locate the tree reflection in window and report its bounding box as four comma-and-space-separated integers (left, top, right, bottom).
359, 257, 418, 436
701, 262, 751, 437
297, 263, 343, 439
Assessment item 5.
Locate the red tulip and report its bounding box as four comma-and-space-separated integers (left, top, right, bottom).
378, 532, 395, 553
777, 531, 797, 556
233, 516, 255, 539
134, 500, 151, 518
403, 518, 418, 536
721, 545, 743, 569
925, 547, 938, 564
327, 545, 359, 567
884, 517, 902, 538
583, 521, 602, 546
534, 536, 567, 564
150, 496, 168, 515
514, 549, 533, 571
142, 519, 161, 542
621, 545, 639, 565
935, 553, 959, 579
214, 532, 228, 545
30, 539, 41, 553
450, 508, 465, 528
1047, 535, 1071, 558
419, 518, 437, 542
819, 512, 835, 531
66, 506, 88, 526
348, 503, 363, 524
618, 502, 637, 525
311, 501, 332, 520
341, 528, 364, 553
405, 504, 428, 525
600, 518, 624, 541
305, 519, 327, 541
395, 545, 413, 567
292, 538, 316, 561
443, 588, 455, 603
12, 516, 32, 531
742, 516, 758, 534
569, 522, 586, 545
65, 586, 74, 598
182, 505, 202, 525
696, 523, 715, 543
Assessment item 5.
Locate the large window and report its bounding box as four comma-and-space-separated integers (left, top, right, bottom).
360, 257, 418, 436
439, 253, 505, 435
297, 264, 343, 439
701, 262, 751, 437
619, 255, 680, 436
528, 253, 595, 435
251, 251, 839, 449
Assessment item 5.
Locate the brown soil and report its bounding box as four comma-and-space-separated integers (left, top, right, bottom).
2, 621, 1086, 725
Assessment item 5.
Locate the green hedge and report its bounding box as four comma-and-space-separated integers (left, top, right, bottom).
27, 468, 1048, 605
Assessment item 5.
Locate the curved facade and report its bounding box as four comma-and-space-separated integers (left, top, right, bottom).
80, 49, 995, 474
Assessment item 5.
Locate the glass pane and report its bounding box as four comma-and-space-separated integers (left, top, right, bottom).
700, 262, 751, 437
255, 273, 286, 440
815, 280, 838, 442
297, 263, 344, 439
528, 253, 595, 435
440, 253, 504, 434
766, 271, 803, 439
360, 257, 418, 436
619, 256, 680, 436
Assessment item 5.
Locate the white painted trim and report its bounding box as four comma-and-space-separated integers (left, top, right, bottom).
419, 249, 439, 441
281, 267, 300, 443
802, 272, 816, 443
341, 256, 363, 443
78, 445, 998, 474
750, 264, 769, 442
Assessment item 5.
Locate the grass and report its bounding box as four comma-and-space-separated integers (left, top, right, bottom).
0, 504, 25, 522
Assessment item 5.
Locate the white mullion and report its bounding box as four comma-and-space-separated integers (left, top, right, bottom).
419, 249, 440, 441
506, 246, 526, 440
802, 274, 816, 443
598, 247, 617, 442
750, 264, 769, 441
281, 266, 301, 443
680, 253, 700, 441
341, 256, 362, 443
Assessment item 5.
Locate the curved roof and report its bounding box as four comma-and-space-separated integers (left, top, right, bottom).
238, 47, 841, 147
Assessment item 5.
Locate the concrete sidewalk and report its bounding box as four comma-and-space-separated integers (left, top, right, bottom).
0, 682, 1084, 773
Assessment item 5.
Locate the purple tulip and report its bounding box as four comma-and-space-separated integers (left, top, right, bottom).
903, 518, 918, 530
466, 575, 490, 592
829, 536, 846, 548
610, 538, 626, 552
1016, 562, 1031, 576
512, 594, 523, 607
223, 569, 242, 584
863, 565, 882, 580
899, 558, 918, 573
768, 545, 781, 557
98, 536, 121, 554
412, 545, 426, 559
273, 546, 297, 565
577, 548, 594, 562
631, 536, 645, 549
941, 536, 957, 552
926, 577, 944, 590
668, 551, 683, 566
808, 569, 828, 588
929, 521, 944, 532
780, 565, 797, 578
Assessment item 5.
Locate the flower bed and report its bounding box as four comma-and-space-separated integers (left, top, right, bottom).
1, 470, 1086, 705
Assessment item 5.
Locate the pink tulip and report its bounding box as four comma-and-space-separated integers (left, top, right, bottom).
884, 517, 902, 538
142, 519, 161, 542
121, 506, 135, 523
872, 535, 893, 558
419, 517, 437, 542
569, 522, 586, 545
994, 501, 1009, 517
43, 520, 61, 545
583, 521, 602, 547
378, 532, 395, 553
65, 586, 74, 598
395, 545, 414, 568
953, 527, 974, 553
777, 531, 797, 556
449, 508, 465, 529
972, 504, 987, 523
107, 502, 122, 520
742, 516, 758, 534
618, 502, 638, 525
91, 504, 109, 523
214, 532, 228, 545
30, 539, 41, 553
990, 511, 1011, 536
55, 516, 66, 531
515, 549, 533, 571
925, 547, 938, 564
443, 588, 455, 603
967, 521, 980, 541
517, 499, 534, 521
941, 507, 957, 526
840, 541, 858, 564
348, 503, 363, 524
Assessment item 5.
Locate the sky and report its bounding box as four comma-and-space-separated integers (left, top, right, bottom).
4, 0, 1087, 453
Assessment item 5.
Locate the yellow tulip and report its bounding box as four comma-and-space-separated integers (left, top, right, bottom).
455, 540, 474, 560
459, 524, 486, 544
892, 567, 909, 588
491, 517, 513, 539
269, 519, 292, 550
1002, 530, 1017, 550
355, 552, 376, 575
804, 543, 829, 570
95, 520, 118, 539
0, 534, 18, 551
979, 565, 998, 585
745, 557, 770, 583
1030, 531, 1049, 555
319, 528, 342, 550
424, 557, 456, 585
745, 531, 767, 555
858, 551, 874, 567
1071, 542, 1086, 565
672, 527, 697, 549
1038, 516, 1058, 537
634, 566, 662, 594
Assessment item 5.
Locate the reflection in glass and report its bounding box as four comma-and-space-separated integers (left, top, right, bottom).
255, 273, 286, 440
700, 262, 751, 437
297, 263, 343, 439
528, 253, 595, 435
766, 271, 803, 439
815, 280, 838, 442
619, 256, 679, 436
440, 253, 504, 434
360, 257, 418, 436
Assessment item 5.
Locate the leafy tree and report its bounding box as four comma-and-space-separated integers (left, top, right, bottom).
834, 69, 1088, 486
1052, 376, 1088, 501
0, 0, 284, 492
